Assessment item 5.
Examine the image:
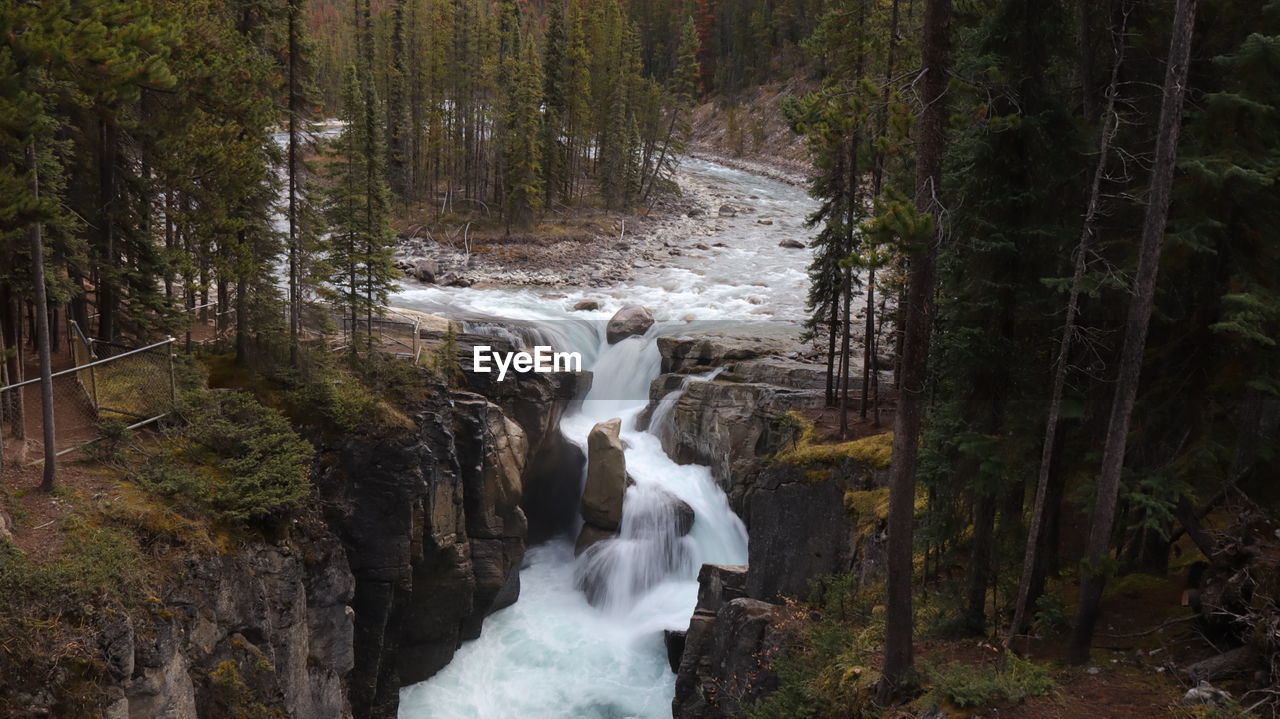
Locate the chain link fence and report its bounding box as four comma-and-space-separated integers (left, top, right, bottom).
0, 322, 175, 465
339, 309, 422, 362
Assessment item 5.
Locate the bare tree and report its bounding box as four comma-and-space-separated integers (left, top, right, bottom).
1006, 2, 1132, 650
879, 0, 951, 700
1067, 0, 1198, 665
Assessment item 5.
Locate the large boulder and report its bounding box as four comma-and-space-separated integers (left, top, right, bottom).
606, 305, 655, 344
580, 418, 626, 529
413, 258, 439, 283
574, 524, 617, 556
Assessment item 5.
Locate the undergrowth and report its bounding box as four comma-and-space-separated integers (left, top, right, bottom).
776, 413, 893, 470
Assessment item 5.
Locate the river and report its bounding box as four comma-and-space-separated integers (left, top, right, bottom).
391, 157, 817, 719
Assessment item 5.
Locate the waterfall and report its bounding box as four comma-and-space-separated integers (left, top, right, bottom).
648, 366, 725, 446
396, 155, 814, 719
400, 323, 748, 719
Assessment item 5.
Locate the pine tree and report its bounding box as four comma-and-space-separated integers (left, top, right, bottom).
325, 65, 399, 355
503, 38, 545, 229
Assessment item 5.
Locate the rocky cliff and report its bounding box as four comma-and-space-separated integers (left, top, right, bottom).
658, 336, 894, 719
100, 522, 356, 719
85, 356, 582, 719
314, 362, 583, 718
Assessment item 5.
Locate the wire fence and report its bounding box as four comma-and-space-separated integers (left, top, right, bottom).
339, 309, 422, 362
0, 323, 175, 465
1, 297, 421, 465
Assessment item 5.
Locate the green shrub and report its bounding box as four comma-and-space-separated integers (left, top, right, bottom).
137, 390, 313, 525
1032, 593, 1070, 635
929, 655, 1055, 710
91, 417, 134, 461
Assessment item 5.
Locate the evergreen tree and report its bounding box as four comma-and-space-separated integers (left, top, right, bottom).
503, 38, 545, 229
325, 65, 399, 354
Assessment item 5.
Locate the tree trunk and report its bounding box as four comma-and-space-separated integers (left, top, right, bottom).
288, 0, 302, 367
879, 0, 950, 699
28, 144, 57, 491
965, 492, 998, 633
839, 267, 853, 438
97, 119, 118, 343
1007, 4, 1130, 650
861, 270, 875, 418
1067, 0, 1197, 665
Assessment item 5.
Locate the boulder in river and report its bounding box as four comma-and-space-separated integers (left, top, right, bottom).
413, 258, 439, 283
756, 219, 773, 226
778, 239, 805, 249
606, 305, 655, 344
581, 418, 626, 530
718, 204, 737, 217
572, 299, 600, 312
574, 524, 617, 556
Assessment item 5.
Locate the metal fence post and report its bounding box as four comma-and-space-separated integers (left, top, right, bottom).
168, 338, 177, 407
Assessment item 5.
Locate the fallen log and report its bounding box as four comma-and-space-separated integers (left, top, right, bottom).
1184, 645, 1264, 683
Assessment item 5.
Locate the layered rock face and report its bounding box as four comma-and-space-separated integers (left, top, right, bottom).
657, 335, 894, 718
103, 530, 356, 719
747, 458, 890, 602
314, 384, 542, 718
644, 335, 835, 510
449, 329, 591, 542
672, 565, 793, 719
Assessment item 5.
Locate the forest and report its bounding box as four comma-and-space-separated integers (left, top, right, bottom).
1, 0, 1278, 718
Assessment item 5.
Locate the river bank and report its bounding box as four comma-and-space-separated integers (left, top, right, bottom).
392, 156, 812, 290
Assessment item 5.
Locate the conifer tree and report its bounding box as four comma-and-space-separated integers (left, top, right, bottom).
325, 65, 399, 354
503, 38, 545, 229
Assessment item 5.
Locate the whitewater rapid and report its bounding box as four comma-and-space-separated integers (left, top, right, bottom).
395, 158, 815, 719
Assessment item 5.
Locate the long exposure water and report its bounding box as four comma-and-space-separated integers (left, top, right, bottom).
394, 157, 816, 719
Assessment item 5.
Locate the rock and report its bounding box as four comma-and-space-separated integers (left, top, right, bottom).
756, 219, 773, 226
731, 358, 829, 390
688, 208, 705, 217
1182, 681, 1232, 706
656, 335, 786, 373
436, 271, 472, 287
665, 630, 687, 673
413, 258, 439, 283
651, 485, 696, 536
748, 461, 884, 602
574, 524, 616, 556
572, 300, 600, 312
694, 243, 710, 250
673, 598, 792, 719
718, 204, 737, 217
653, 377, 822, 500
606, 305, 655, 344
778, 239, 805, 249
452, 397, 530, 633
0, 507, 12, 543
581, 418, 626, 529
695, 564, 749, 614
99, 613, 135, 682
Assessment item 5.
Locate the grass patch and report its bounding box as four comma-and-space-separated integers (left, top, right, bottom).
844, 488, 891, 533
927, 654, 1055, 711
776, 413, 893, 470
0, 520, 150, 717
